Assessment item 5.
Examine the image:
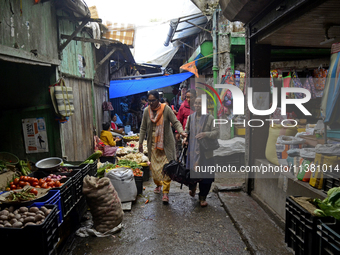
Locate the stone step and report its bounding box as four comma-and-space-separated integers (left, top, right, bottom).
218, 191, 293, 255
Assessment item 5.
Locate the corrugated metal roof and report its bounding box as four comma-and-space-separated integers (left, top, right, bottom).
164, 13, 208, 46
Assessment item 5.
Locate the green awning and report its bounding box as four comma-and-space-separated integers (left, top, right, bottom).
230, 33, 245, 55
188, 41, 213, 70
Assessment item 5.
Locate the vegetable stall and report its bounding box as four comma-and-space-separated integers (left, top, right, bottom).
97, 137, 150, 197
0, 151, 102, 254
0, 134, 150, 254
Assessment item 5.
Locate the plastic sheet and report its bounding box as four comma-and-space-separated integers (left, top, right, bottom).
105, 167, 137, 202
315, 144, 340, 155
300, 148, 316, 159
213, 137, 245, 157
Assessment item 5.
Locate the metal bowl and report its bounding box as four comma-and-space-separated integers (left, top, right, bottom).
35, 157, 63, 170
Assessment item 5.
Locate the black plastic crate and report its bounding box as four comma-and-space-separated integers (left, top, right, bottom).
59, 179, 75, 218
135, 175, 143, 195
65, 161, 90, 177
68, 170, 83, 203
68, 160, 98, 177
323, 172, 340, 193
72, 196, 88, 223
317, 219, 340, 255
0, 204, 59, 255
80, 163, 91, 178
285, 196, 321, 255
142, 165, 150, 182
87, 159, 98, 177
29, 171, 75, 219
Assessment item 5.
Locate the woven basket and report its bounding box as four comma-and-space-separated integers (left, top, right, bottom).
0, 152, 19, 164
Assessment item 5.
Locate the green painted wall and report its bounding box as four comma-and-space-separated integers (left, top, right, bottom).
58, 10, 95, 79
0, 0, 59, 63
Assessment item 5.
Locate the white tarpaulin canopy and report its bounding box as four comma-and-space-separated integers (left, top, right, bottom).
131, 1, 203, 67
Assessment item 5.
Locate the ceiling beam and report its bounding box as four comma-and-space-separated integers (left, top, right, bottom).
60, 34, 120, 45
96, 46, 119, 70
59, 18, 90, 53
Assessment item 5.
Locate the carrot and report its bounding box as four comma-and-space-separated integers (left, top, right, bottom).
145, 199, 149, 204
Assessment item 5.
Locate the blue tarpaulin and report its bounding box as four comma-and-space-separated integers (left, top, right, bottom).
109, 72, 193, 99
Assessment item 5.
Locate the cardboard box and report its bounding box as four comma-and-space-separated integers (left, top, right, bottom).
235, 125, 245, 136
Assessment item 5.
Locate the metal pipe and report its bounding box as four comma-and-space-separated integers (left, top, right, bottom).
164, 20, 178, 46
212, 8, 219, 119
111, 68, 165, 80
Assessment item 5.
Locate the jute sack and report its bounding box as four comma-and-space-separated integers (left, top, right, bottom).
83, 176, 124, 233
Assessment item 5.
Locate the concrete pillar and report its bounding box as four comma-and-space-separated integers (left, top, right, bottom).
217, 14, 233, 140
245, 28, 271, 193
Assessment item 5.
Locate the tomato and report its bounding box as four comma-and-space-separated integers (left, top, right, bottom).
10, 181, 14, 185
10, 185, 16, 190
45, 177, 52, 182
23, 176, 29, 182
41, 183, 48, 189
19, 181, 26, 187
35, 185, 41, 188
24, 182, 31, 186
30, 188, 38, 195
32, 181, 39, 187
55, 181, 61, 187
16, 185, 21, 189
20, 176, 25, 181
33, 178, 39, 183
39, 179, 45, 186
13, 178, 19, 185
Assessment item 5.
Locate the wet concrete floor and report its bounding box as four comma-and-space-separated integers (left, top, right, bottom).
65, 178, 250, 255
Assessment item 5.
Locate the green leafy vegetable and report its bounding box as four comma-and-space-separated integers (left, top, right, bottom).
313, 187, 340, 220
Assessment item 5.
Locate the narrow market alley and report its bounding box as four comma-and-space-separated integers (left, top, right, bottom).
61, 173, 292, 255
2, 1, 340, 255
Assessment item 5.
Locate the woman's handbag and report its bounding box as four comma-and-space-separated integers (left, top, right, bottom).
163, 147, 198, 188
198, 116, 219, 151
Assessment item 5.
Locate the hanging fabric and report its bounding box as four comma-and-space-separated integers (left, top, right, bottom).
291, 71, 305, 99
323, 43, 340, 125
283, 72, 292, 98
102, 101, 114, 111
313, 67, 327, 90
